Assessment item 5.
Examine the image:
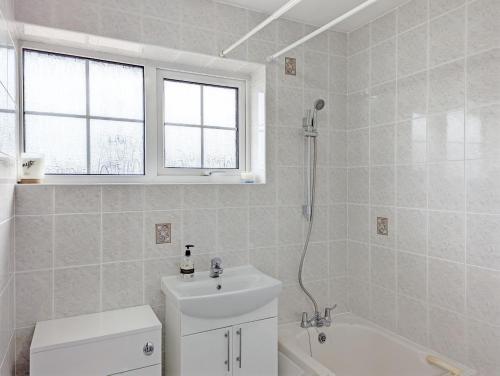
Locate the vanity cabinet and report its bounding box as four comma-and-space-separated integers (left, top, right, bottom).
181, 318, 277, 376
161, 266, 282, 376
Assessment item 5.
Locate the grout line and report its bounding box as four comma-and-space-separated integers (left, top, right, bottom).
98, 186, 103, 312
367, 18, 373, 321
463, 0, 471, 365
51, 186, 55, 319
424, 0, 431, 347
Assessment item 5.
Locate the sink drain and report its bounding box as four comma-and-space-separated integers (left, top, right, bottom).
318, 332, 327, 344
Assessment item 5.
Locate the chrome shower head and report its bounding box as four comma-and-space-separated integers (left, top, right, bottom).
310, 99, 325, 128
314, 99, 325, 111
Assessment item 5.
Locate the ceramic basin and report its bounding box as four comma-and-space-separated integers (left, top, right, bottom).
161, 265, 282, 319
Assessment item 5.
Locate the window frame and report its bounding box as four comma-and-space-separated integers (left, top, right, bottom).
18, 41, 255, 184
22, 48, 146, 176
157, 69, 247, 176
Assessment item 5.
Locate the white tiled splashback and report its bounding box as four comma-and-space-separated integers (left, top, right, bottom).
346, 0, 500, 374
13, 0, 350, 373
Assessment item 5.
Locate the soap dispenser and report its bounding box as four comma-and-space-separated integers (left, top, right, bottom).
180, 244, 195, 280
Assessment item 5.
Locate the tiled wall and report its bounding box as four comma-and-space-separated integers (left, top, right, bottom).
0, 0, 16, 374
13, 0, 349, 373
346, 0, 500, 374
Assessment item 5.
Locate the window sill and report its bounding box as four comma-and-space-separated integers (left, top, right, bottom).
22, 174, 264, 185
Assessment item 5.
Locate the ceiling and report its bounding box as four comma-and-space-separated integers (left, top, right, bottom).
217, 0, 409, 32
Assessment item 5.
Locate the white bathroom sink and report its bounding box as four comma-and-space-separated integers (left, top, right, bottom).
161, 265, 282, 319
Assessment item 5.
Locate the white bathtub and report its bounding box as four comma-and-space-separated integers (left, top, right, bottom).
278, 314, 476, 376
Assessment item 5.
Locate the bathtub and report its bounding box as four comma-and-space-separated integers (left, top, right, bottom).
278, 314, 476, 376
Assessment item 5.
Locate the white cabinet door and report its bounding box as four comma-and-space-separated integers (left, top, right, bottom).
233, 318, 278, 376
181, 327, 232, 376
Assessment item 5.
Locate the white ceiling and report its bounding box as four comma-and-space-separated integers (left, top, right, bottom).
217, 0, 409, 32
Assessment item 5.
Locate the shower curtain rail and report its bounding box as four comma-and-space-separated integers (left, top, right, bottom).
267, 0, 378, 61
219, 0, 304, 57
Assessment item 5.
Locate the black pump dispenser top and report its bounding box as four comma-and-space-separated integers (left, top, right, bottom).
185, 244, 194, 257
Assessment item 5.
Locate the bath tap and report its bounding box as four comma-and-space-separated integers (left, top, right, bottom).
301, 305, 337, 328
209, 257, 223, 278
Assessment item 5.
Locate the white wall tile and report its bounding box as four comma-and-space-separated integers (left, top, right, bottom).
428, 211, 465, 262
429, 258, 465, 312
397, 0, 428, 33
467, 49, 500, 108
348, 241, 369, 281
429, 306, 466, 363
348, 24, 370, 55
15, 216, 52, 271
397, 72, 428, 121
370, 285, 396, 331
428, 60, 465, 114
371, 245, 396, 290
15, 271, 52, 327
54, 214, 100, 267
467, 266, 500, 325
467, 0, 500, 54
430, 7, 465, 66
348, 167, 369, 204
102, 185, 144, 212
467, 214, 500, 270
54, 186, 100, 214
102, 261, 143, 310
467, 160, 500, 214
396, 118, 427, 165
428, 161, 465, 211
396, 165, 427, 208
15, 186, 53, 215
429, 0, 464, 18
370, 166, 395, 206
397, 251, 427, 300
370, 124, 395, 165
467, 319, 500, 374
370, 11, 396, 45
103, 212, 143, 262
466, 104, 500, 160
427, 110, 464, 162
398, 25, 428, 77
370, 81, 397, 126
396, 208, 427, 254
397, 294, 428, 345
348, 50, 369, 93
54, 265, 100, 318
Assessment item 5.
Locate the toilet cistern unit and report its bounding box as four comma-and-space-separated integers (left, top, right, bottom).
162, 264, 282, 376
30, 305, 162, 376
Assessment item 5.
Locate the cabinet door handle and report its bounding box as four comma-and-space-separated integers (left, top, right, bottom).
236, 328, 242, 369
224, 331, 230, 372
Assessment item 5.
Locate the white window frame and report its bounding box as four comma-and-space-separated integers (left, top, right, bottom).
18, 41, 254, 184
157, 69, 247, 176
22, 48, 146, 176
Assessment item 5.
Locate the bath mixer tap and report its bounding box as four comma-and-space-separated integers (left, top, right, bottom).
301, 305, 337, 328
209, 257, 223, 278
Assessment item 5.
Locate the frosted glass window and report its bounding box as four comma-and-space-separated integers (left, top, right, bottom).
164, 81, 201, 125
164, 126, 201, 168
90, 120, 144, 174
204, 128, 237, 169
23, 50, 145, 175
89, 61, 144, 120
203, 86, 237, 128
25, 115, 87, 174
163, 78, 240, 170
24, 50, 86, 115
